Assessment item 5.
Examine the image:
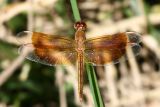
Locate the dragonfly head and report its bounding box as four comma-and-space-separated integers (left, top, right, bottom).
74, 21, 87, 31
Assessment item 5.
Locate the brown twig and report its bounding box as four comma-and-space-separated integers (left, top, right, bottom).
104, 64, 119, 106
0, 1, 34, 86
87, 13, 160, 37
0, 48, 28, 86
56, 66, 67, 107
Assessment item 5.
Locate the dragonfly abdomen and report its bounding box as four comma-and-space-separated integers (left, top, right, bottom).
77, 51, 84, 101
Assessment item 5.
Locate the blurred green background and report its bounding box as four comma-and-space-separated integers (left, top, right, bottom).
0, 0, 160, 107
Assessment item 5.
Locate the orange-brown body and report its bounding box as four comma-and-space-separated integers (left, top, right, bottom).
74, 22, 87, 100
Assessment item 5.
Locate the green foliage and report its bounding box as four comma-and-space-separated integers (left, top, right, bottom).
54, 0, 70, 22
54, 0, 66, 17
122, 6, 134, 18
144, 2, 160, 43
6, 13, 27, 34
0, 40, 17, 60
0, 63, 60, 106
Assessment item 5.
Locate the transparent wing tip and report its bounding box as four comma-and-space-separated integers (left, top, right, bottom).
16, 31, 33, 44
17, 31, 31, 37
126, 32, 142, 43
131, 44, 141, 56
18, 44, 34, 54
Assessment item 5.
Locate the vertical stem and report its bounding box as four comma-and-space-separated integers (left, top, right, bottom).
28, 0, 34, 31
56, 67, 67, 107
86, 63, 105, 107
70, 0, 81, 21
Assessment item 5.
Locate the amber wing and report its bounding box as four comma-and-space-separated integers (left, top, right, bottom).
84, 32, 141, 65
17, 31, 76, 66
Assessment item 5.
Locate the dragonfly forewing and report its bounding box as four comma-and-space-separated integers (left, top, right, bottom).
17, 31, 77, 66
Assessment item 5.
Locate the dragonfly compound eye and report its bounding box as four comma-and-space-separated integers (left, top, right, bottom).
74, 21, 87, 30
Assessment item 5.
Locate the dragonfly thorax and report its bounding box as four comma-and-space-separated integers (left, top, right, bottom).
75, 28, 86, 52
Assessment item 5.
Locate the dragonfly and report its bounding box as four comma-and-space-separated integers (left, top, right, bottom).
17, 21, 141, 101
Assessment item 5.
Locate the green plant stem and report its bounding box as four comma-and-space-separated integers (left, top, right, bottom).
70, 0, 81, 21
86, 63, 105, 107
